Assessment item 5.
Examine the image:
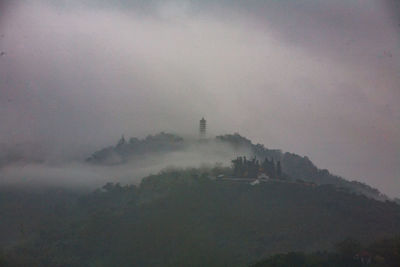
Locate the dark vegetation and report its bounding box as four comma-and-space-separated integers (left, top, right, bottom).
231, 156, 283, 179
251, 237, 400, 267
1, 167, 399, 266
87, 132, 387, 200
1, 133, 397, 266
86, 132, 184, 165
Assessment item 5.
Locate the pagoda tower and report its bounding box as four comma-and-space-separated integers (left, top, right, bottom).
199, 117, 206, 139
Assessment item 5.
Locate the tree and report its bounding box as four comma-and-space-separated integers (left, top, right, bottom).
277, 161, 282, 178
117, 135, 126, 147
270, 158, 276, 179
335, 238, 362, 260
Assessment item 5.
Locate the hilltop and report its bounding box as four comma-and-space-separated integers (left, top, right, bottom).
1, 133, 396, 266
86, 132, 386, 201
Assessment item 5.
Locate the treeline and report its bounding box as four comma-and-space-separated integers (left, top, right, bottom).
251, 237, 400, 267
86, 132, 184, 164
87, 132, 385, 199
217, 133, 386, 200
0, 167, 400, 266
231, 156, 282, 179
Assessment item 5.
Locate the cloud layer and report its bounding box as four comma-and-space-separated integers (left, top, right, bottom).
0, 1, 399, 196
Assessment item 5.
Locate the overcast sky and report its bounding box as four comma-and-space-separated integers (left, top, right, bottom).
0, 0, 399, 196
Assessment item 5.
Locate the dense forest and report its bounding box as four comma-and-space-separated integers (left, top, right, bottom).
1, 166, 399, 266
87, 133, 387, 200
86, 132, 184, 165
251, 237, 400, 267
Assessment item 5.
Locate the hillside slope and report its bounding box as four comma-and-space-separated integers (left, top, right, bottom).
2, 169, 399, 266
87, 133, 386, 200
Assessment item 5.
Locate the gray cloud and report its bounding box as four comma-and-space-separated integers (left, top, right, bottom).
0, 140, 251, 189
0, 1, 399, 196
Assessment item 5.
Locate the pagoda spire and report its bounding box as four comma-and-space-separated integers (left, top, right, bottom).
199, 117, 206, 139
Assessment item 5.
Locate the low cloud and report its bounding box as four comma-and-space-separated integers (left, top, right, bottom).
0, 1, 399, 197
0, 140, 251, 189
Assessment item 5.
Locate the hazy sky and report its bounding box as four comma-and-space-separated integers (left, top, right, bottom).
0, 0, 399, 196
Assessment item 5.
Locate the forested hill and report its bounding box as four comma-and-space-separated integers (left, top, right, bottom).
86, 132, 184, 165
86, 132, 386, 201
251, 237, 400, 266
1, 168, 399, 266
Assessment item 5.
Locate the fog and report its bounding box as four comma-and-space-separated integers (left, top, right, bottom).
0, 140, 251, 189
0, 1, 399, 196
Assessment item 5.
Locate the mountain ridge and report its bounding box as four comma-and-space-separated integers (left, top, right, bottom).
86, 132, 387, 201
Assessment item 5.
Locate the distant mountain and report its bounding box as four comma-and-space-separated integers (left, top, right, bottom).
86, 132, 184, 165
0, 142, 45, 168
87, 132, 387, 201
1, 168, 399, 266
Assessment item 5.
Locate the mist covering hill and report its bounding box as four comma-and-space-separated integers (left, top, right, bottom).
87, 132, 386, 201
1, 132, 398, 266
1, 168, 400, 266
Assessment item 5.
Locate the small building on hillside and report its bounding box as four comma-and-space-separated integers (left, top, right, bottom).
258, 173, 270, 181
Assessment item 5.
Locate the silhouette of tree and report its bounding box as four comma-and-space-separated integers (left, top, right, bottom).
277, 161, 282, 178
